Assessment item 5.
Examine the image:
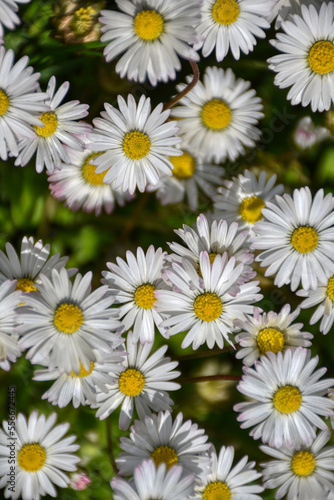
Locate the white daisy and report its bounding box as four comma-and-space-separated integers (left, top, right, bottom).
47, 137, 134, 216
99, 0, 200, 86
0, 47, 48, 160
94, 331, 180, 430
0, 410, 80, 500
268, 2, 334, 112
252, 187, 334, 292
87, 94, 181, 195
17, 268, 122, 374
101, 245, 169, 344
293, 116, 330, 150
234, 347, 334, 449
193, 445, 263, 499
260, 429, 334, 500
15, 75, 91, 173
111, 460, 195, 500
0, 280, 22, 371
167, 213, 256, 285
195, 0, 272, 62
0, 236, 75, 293
116, 410, 211, 477
155, 251, 262, 350
171, 66, 264, 164
0, 0, 31, 37
297, 274, 334, 335
235, 304, 313, 366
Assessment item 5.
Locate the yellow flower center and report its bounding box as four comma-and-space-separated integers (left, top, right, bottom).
134, 9, 164, 41
82, 152, 107, 185
151, 446, 178, 469
257, 327, 285, 354
170, 151, 196, 179
123, 130, 151, 160
18, 443, 46, 472
291, 226, 318, 254
212, 0, 240, 25
273, 385, 302, 414
15, 278, 38, 293
291, 450, 316, 476
203, 481, 231, 500
34, 112, 58, 137
308, 40, 334, 75
201, 99, 232, 130
194, 292, 223, 322
70, 361, 94, 378
134, 283, 156, 309
53, 303, 84, 334
71, 6, 96, 36
327, 276, 334, 302
239, 196, 266, 223
118, 368, 145, 396
0, 89, 10, 116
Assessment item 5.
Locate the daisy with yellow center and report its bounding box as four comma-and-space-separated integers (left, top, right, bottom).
297, 274, 334, 335
252, 187, 334, 292
95, 331, 180, 430
234, 348, 334, 449
268, 2, 334, 111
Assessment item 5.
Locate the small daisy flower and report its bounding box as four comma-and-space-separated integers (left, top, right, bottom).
297, 274, 334, 335
196, 0, 272, 62
17, 268, 122, 374
0, 0, 31, 37
0, 280, 22, 371
0, 236, 75, 293
87, 94, 181, 195
167, 213, 256, 285
193, 445, 263, 499
171, 66, 264, 164
94, 331, 180, 430
234, 348, 334, 449
99, 0, 200, 86
252, 187, 334, 292
261, 429, 334, 500
102, 245, 169, 344
235, 304, 313, 366
111, 460, 195, 500
15, 75, 91, 173
116, 410, 211, 477
0, 47, 48, 160
213, 170, 284, 237
0, 410, 80, 500
268, 2, 334, 112
70, 471, 91, 491
47, 137, 134, 216
293, 116, 330, 150
156, 252, 262, 350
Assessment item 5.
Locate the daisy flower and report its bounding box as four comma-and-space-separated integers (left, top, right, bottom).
293, 116, 330, 150
213, 169, 284, 237
47, 137, 134, 216
99, 0, 200, 86
235, 304, 313, 366
193, 445, 263, 499
167, 213, 256, 285
0, 236, 75, 293
268, 2, 334, 112
116, 410, 211, 477
101, 245, 169, 344
87, 94, 181, 195
15, 75, 91, 173
252, 187, 334, 292
195, 0, 272, 62
0, 280, 22, 371
234, 347, 334, 449
0, 410, 80, 500
111, 460, 195, 500
0, 0, 31, 37
94, 331, 180, 429
155, 251, 262, 350
17, 268, 122, 374
0, 47, 48, 160
297, 274, 334, 334
148, 148, 225, 211
171, 66, 264, 164
261, 429, 334, 500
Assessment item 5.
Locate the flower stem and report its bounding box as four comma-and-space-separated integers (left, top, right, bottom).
106, 418, 119, 476
163, 60, 199, 111
179, 374, 241, 384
